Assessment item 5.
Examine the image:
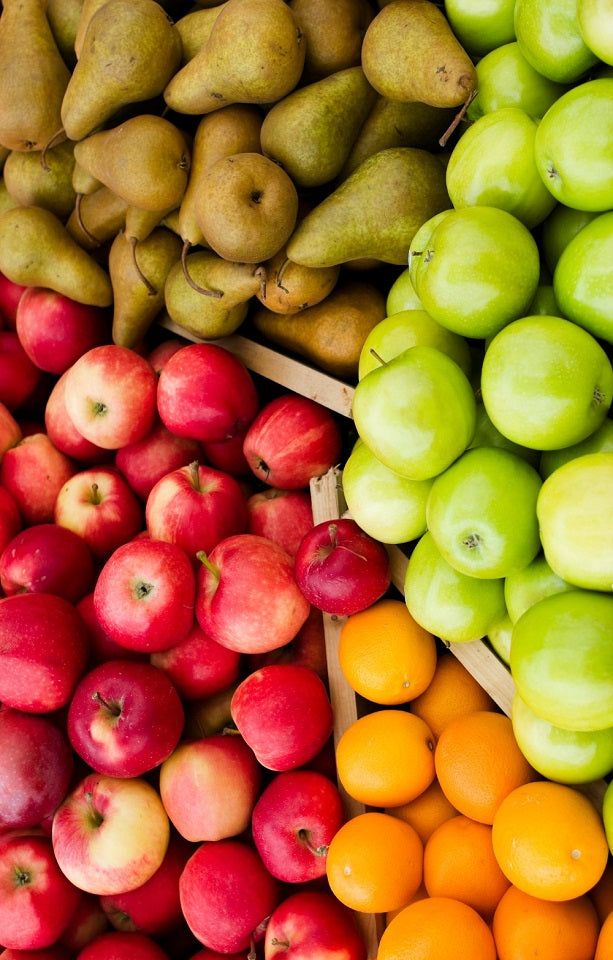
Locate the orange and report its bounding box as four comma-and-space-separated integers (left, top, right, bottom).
590, 857, 613, 923
337, 598, 437, 705
434, 709, 536, 824
492, 884, 600, 960
335, 708, 435, 808
385, 778, 457, 844
409, 650, 496, 738
491, 780, 610, 901
325, 811, 423, 914
423, 814, 511, 920
377, 895, 497, 960
595, 910, 613, 960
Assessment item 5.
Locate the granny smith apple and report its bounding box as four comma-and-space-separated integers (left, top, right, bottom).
443, 0, 515, 57
510, 589, 613, 731
504, 553, 574, 624
511, 693, 613, 785
468, 402, 539, 467
467, 42, 568, 121
527, 281, 561, 317
536, 452, 613, 593
408, 206, 540, 339
603, 778, 613, 854
385, 267, 423, 315
341, 438, 433, 545
534, 78, 613, 211
514, 0, 599, 83
480, 314, 613, 450
578, 0, 613, 64
540, 418, 613, 478
404, 531, 506, 644
541, 204, 599, 274
407, 209, 454, 289
553, 211, 613, 343
487, 611, 512, 665
446, 107, 557, 228
357, 308, 471, 380
351, 345, 477, 481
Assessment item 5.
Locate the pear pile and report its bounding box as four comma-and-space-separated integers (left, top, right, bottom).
0, 0, 476, 377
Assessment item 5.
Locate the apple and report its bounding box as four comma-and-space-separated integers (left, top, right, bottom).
242, 393, 342, 490
0, 833, 81, 950
578, 0, 613, 63
150, 622, 242, 701
147, 337, 185, 374
0, 432, 76, 525
159, 733, 262, 842
251, 770, 345, 883
603, 778, 613, 854
70, 930, 170, 959
0, 272, 27, 328
179, 838, 283, 954
156, 342, 259, 444
201, 428, 251, 477
115, 419, 203, 501
0, 523, 95, 602
182, 684, 239, 741
540, 418, 613, 479
294, 517, 391, 616
230, 664, 334, 771
15, 287, 111, 375
514, 0, 598, 83
468, 401, 539, 467
385, 267, 423, 314
0, 484, 21, 555
0, 330, 42, 411
357, 308, 471, 381
0, 400, 22, 462
44, 372, 110, 463
58, 892, 110, 955
264, 890, 368, 960
246, 604, 329, 683
487, 612, 513, 666
504, 554, 574, 624
76, 592, 148, 666
443, 0, 515, 57
541, 205, 599, 275
467, 42, 568, 121
67, 659, 185, 778
246, 487, 314, 558
0, 947, 72, 959
52, 772, 170, 896
145, 461, 248, 562
93, 539, 196, 653
481, 315, 613, 450
195, 533, 311, 654
0, 592, 90, 713
553, 210, 613, 343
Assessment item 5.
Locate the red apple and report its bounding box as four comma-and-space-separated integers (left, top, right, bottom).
150, 622, 242, 701
93, 539, 195, 653
294, 517, 391, 616
145, 462, 248, 562
0, 433, 76, 525
247, 606, 328, 683
0, 485, 22, 556
0, 833, 81, 950
0, 592, 90, 713
58, 892, 110, 955
246, 487, 314, 558
230, 664, 334, 771
201, 428, 251, 477
156, 342, 259, 444
71, 930, 170, 959
265, 890, 367, 960
67, 659, 185, 778
0, 947, 71, 959
159, 733, 261, 843
0, 330, 42, 411
242, 393, 342, 490
147, 337, 185, 375
0, 272, 27, 328
115, 419, 203, 501
0, 401, 22, 462
63, 345, 157, 450
188, 951, 246, 960
76, 592, 148, 665
179, 838, 283, 954
15, 288, 111, 375
0, 523, 95, 602
44, 372, 109, 464
195, 534, 310, 655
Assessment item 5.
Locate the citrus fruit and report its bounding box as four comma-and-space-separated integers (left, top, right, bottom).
377, 895, 497, 960
492, 884, 600, 960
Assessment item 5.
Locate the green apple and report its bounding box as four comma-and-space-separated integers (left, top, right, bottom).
510, 589, 613, 731
467, 42, 569, 121
541, 204, 599, 274
469, 402, 539, 467
527, 282, 561, 317
403, 531, 506, 644
603, 778, 613, 854
504, 553, 574, 623
511, 692, 613, 785
385, 267, 423, 315
553, 210, 613, 343
536, 452, 613, 593
407, 209, 454, 290
426, 446, 542, 579
487, 611, 512, 665
446, 107, 557, 229
534, 78, 613, 211
357, 308, 471, 380
480, 314, 613, 450
578, 0, 613, 64
341, 438, 433, 545
351, 345, 477, 481
443, 0, 516, 57
514, 0, 599, 83
408, 206, 540, 340
539, 418, 613, 478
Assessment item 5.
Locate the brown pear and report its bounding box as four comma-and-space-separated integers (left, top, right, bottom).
255, 246, 340, 315
47, 0, 86, 67
0, 180, 18, 218
290, 0, 374, 81
175, 3, 228, 64
73, 0, 110, 59
3, 140, 77, 219
65, 185, 128, 250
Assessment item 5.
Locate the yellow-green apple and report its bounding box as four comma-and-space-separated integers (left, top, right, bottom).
0, 400, 21, 461
67, 660, 185, 778
58, 891, 110, 955
487, 612, 513, 666
195, 533, 310, 654
246, 487, 314, 559
63, 345, 158, 450
504, 554, 574, 624
578, 0, 613, 63
514, 0, 598, 83
156, 342, 259, 444
242, 393, 342, 489
603, 778, 613, 854
44, 371, 109, 464
0, 592, 89, 713
0, 485, 21, 555
264, 889, 368, 960
385, 267, 422, 314
15, 288, 110, 376
251, 770, 345, 883
468, 401, 539, 467
230, 664, 334, 771
0, 271, 27, 327
51, 772, 170, 896
179, 838, 283, 953
54, 466, 144, 562
69, 930, 170, 959
443, 0, 515, 57
76, 592, 148, 666
201, 427, 251, 477
294, 518, 391, 616
553, 210, 613, 343
145, 461, 248, 562
467, 42, 568, 121
115, 420, 203, 502
0, 432, 76, 525
93, 539, 195, 653
150, 622, 242, 701
159, 733, 262, 842
0, 706, 73, 829
0, 833, 81, 950
0, 523, 95, 602
542, 204, 599, 274
0, 330, 42, 411
357, 308, 471, 380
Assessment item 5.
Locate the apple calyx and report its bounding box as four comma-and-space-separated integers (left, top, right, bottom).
462, 532, 482, 550
196, 550, 220, 582
593, 385, 607, 406
90, 399, 109, 420
269, 938, 290, 951
133, 579, 154, 601
297, 828, 328, 858
12, 865, 32, 888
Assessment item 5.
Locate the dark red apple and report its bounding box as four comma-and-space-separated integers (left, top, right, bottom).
0, 330, 42, 411
150, 622, 242, 701
0, 400, 22, 462
70, 930, 170, 959
0, 523, 95, 602
0, 432, 76, 525
246, 487, 314, 558
0, 484, 21, 556
15, 287, 111, 375
58, 891, 110, 955
247, 605, 328, 683
265, 890, 367, 960
44, 371, 109, 464
115, 419, 203, 501
201, 427, 251, 477
0, 946, 72, 959
0, 272, 27, 328
76, 592, 148, 665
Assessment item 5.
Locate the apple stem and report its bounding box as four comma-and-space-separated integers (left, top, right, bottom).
221, 724, 240, 736
84, 791, 104, 828
196, 550, 220, 581
298, 828, 328, 858
89, 482, 102, 505
92, 691, 121, 717
269, 938, 290, 951
247, 936, 258, 959
189, 460, 201, 491
368, 348, 388, 367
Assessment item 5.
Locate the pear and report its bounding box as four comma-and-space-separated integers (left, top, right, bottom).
175, 3, 228, 64
260, 67, 377, 189
163, 0, 305, 116
73, 114, 191, 213
0, 0, 71, 152
286, 146, 450, 268
255, 246, 340, 315
47, 0, 85, 67
65, 184, 128, 250
289, 0, 374, 81
72, 159, 101, 196
61, 0, 182, 142
109, 227, 182, 348
73, 0, 110, 59
0, 205, 113, 305
0, 180, 18, 218
3, 139, 77, 219
0, 147, 9, 172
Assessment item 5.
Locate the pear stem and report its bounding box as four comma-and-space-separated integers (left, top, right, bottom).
275, 257, 291, 295
40, 126, 67, 171
254, 264, 267, 301
181, 240, 223, 298
439, 87, 478, 148
128, 234, 157, 295
74, 193, 102, 248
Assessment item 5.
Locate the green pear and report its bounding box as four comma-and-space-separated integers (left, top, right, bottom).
73, 0, 111, 59
285, 147, 450, 268
61, 0, 182, 141
65, 184, 128, 250
72, 159, 101, 196
0, 0, 71, 152
289, 0, 374, 82
0, 180, 18, 218
0, 205, 113, 305
3, 139, 77, 219
175, 3, 228, 64
47, 0, 85, 67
